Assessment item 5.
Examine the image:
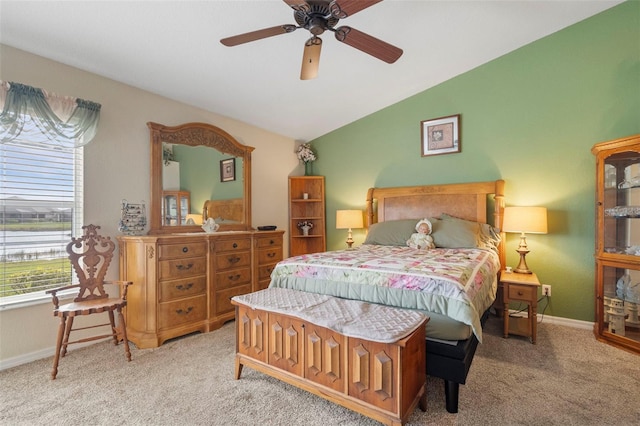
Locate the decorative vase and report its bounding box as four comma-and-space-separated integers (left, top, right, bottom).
301, 225, 311, 236
304, 162, 313, 176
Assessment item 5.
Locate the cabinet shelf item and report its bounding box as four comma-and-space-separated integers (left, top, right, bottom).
289, 176, 326, 257
592, 134, 640, 354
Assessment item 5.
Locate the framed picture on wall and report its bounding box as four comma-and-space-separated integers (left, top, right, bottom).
420, 114, 461, 157
220, 158, 236, 182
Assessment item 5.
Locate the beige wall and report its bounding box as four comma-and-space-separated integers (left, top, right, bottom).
0, 45, 299, 368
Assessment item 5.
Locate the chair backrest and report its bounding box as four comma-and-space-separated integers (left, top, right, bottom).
67, 224, 115, 302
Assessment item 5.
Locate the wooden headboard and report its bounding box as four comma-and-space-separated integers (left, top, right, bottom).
366, 180, 505, 267
202, 198, 244, 223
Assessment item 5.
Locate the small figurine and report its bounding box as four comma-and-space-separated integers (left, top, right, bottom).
407, 218, 436, 250
201, 217, 220, 233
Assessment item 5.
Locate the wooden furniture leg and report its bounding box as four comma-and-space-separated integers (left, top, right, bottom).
51, 316, 67, 380
61, 316, 74, 358
118, 309, 132, 361
108, 311, 119, 345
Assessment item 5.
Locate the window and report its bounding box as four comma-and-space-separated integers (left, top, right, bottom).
0, 132, 83, 303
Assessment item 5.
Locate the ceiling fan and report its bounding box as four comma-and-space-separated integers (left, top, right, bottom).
220, 0, 403, 80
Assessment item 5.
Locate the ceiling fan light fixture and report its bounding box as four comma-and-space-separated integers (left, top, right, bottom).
300, 36, 322, 80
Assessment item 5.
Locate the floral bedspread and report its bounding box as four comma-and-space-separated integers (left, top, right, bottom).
270, 245, 500, 341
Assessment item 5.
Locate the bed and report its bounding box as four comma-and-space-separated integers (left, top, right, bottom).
269, 180, 505, 413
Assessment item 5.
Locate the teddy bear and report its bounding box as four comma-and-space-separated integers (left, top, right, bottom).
406, 218, 436, 250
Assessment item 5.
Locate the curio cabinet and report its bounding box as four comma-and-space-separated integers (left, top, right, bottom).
592, 134, 640, 353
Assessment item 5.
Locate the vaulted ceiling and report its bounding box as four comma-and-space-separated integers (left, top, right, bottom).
0, 1, 623, 141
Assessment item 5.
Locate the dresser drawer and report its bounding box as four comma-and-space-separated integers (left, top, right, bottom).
216, 284, 251, 317
256, 236, 282, 248
216, 251, 251, 270
158, 295, 207, 329
507, 284, 536, 301
258, 264, 277, 281
158, 241, 208, 260
215, 238, 251, 252
216, 267, 251, 290
159, 257, 207, 280
258, 246, 282, 264
159, 276, 207, 302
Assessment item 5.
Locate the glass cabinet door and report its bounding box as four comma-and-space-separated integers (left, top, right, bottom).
603, 152, 640, 255
599, 264, 640, 342
179, 197, 189, 225
163, 194, 178, 225
161, 190, 191, 226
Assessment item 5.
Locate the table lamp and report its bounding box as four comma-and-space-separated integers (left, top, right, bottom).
336, 210, 363, 249
502, 206, 548, 274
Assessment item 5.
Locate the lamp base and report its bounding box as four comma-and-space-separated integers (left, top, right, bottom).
513, 249, 532, 274
345, 229, 354, 249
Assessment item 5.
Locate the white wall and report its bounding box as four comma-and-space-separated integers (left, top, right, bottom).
0, 45, 300, 368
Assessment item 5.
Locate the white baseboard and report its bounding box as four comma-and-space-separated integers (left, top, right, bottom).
508, 309, 594, 330
538, 313, 594, 330
0, 340, 104, 372
0, 347, 55, 371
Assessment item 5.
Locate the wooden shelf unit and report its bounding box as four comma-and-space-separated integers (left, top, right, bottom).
289, 176, 326, 257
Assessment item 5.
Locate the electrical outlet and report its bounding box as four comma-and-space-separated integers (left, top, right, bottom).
542, 285, 551, 297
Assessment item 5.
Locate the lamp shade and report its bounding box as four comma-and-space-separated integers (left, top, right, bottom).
502, 206, 548, 234
185, 213, 203, 225
336, 210, 363, 229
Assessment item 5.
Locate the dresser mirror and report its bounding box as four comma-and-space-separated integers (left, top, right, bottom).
148, 122, 254, 234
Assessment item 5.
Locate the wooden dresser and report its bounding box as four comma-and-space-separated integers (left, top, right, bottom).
117, 230, 284, 348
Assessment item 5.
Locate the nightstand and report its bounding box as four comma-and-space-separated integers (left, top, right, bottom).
499, 271, 541, 344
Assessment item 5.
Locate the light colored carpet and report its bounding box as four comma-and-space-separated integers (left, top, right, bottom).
1, 316, 639, 425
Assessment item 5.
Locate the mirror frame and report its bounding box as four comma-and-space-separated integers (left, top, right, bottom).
148, 121, 254, 234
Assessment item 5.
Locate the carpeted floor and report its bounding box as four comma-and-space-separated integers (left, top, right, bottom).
1, 316, 639, 425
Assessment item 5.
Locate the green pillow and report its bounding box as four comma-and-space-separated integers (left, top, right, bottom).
431, 215, 479, 248
364, 219, 419, 246
434, 214, 501, 250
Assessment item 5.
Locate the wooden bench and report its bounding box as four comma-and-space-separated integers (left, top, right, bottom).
231, 288, 429, 426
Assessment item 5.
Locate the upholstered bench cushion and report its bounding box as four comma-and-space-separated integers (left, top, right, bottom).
232, 287, 427, 343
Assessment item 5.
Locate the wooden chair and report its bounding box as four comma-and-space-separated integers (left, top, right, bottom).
46, 224, 133, 379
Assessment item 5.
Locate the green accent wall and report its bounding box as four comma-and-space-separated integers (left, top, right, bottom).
174, 144, 244, 215
310, 1, 640, 322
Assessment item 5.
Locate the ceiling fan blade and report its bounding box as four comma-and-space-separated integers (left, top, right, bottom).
283, 0, 310, 12
334, 26, 402, 63
220, 25, 297, 47
300, 37, 322, 80
330, 0, 382, 19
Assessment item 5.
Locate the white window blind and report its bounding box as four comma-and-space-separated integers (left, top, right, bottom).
0, 133, 83, 301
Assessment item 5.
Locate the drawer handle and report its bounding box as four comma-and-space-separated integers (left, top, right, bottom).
233, 243, 238, 249
266, 267, 273, 274
228, 274, 241, 281
176, 307, 193, 315
176, 263, 193, 270
228, 256, 240, 264
267, 252, 276, 258
182, 247, 189, 253
517, 291, 524, 296
176, 283, 194, 291
269, 240, 274, 245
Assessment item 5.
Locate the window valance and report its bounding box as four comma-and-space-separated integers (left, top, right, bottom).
0, 81, 101, 146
